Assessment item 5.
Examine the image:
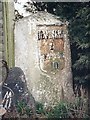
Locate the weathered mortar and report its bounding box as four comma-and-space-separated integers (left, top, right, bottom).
15, 12, 74, 107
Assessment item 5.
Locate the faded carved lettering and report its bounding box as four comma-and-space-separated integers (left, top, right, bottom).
37, 25, 65, 75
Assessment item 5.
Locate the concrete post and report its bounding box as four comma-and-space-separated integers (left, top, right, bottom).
3, 0, 15, 68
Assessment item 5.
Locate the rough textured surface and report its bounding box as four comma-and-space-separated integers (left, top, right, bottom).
15, 12, 74, 107
3, 67, 36, 113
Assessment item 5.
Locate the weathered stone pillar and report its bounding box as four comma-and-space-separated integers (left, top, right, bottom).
15, 12, 74, 107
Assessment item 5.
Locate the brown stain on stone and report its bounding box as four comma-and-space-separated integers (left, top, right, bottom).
40, 38, 64, 54
38, 25, 65, 74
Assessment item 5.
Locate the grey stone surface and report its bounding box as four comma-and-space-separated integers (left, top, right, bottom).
0, 3, 2, 11
0, 11, 2, 20
0, 19, 2, 24
0, 23, 2, 28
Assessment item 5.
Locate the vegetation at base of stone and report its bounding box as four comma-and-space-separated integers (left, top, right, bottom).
46, 101, 69, 118
23, 2, 90, 88
3, 97, 89, 118
35, 102, 46, 115
35, 97, 89, 118
16, 97, 89, 118
47, 98, 89, 118
16, 99, 32, 117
